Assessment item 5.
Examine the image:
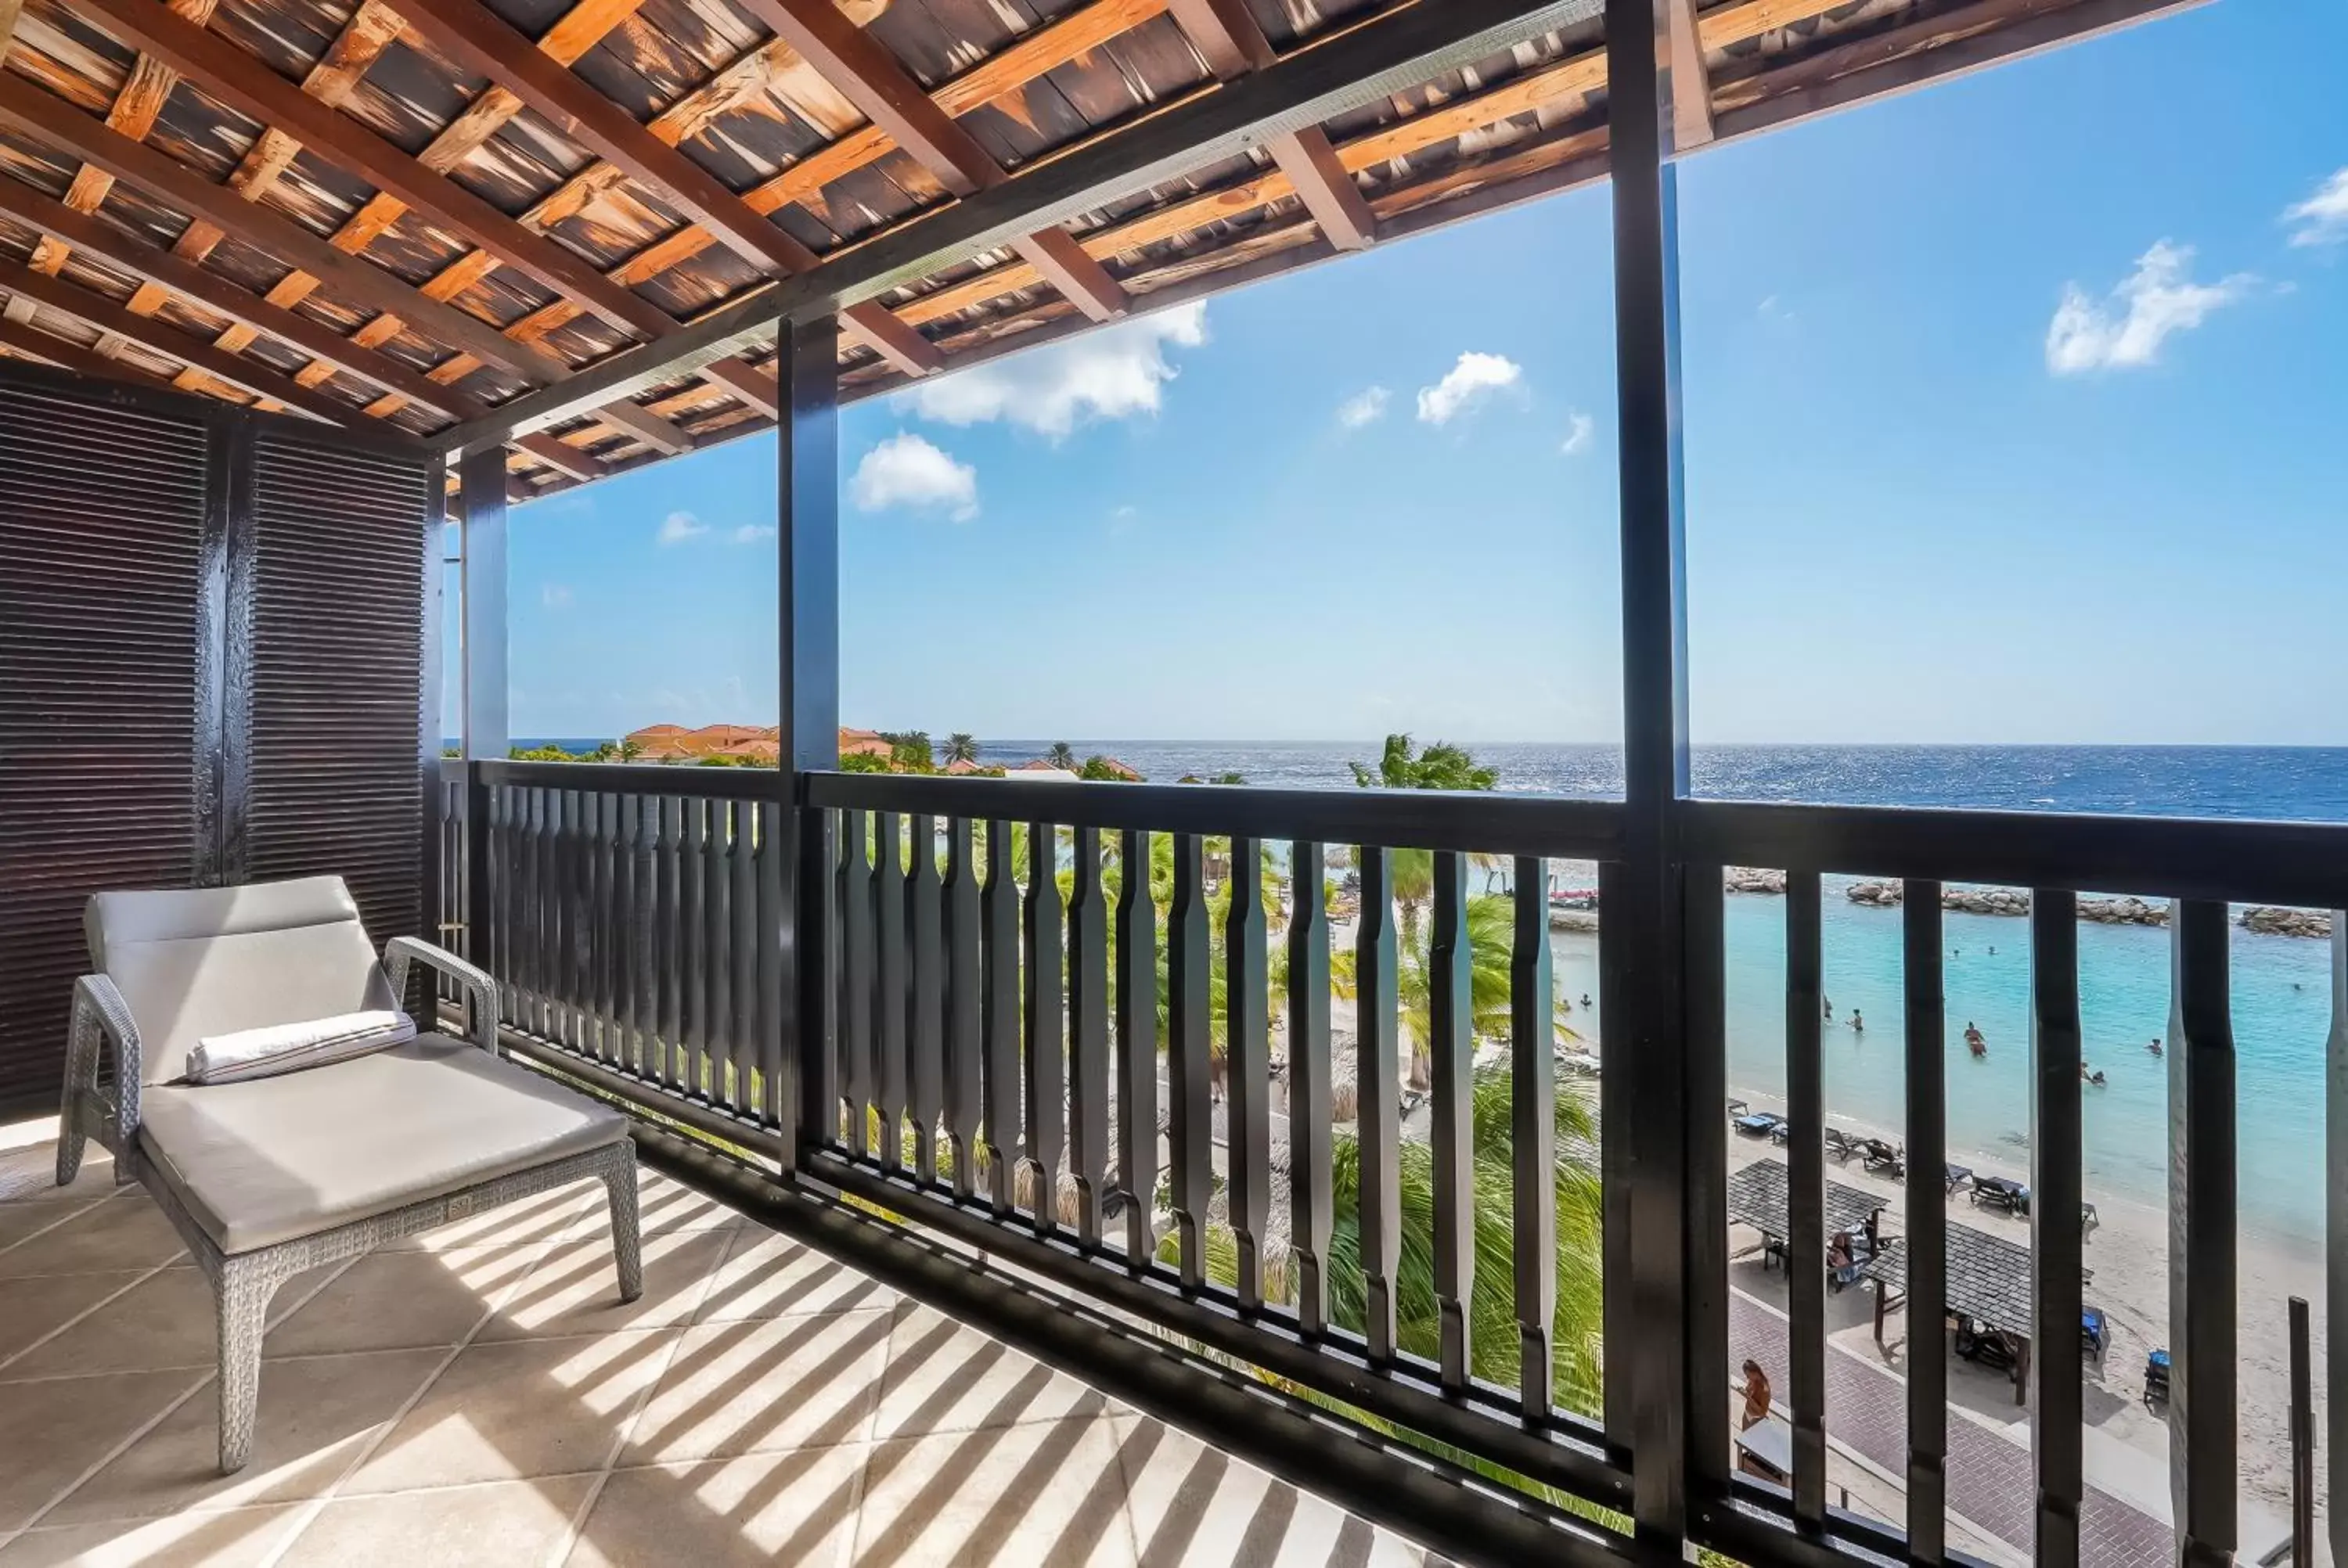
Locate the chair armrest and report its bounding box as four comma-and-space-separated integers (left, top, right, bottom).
384, 937, 499, 1055
67, 973, 143, 1153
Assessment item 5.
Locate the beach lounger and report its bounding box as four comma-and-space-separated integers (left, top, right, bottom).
1733, 1112, 1784, 1139
2143, 1348, 2171, 1409
1944, 1163, 1975, 1195
1859, 1138, 1905, 1178
1727, 1098, 1748, 1117
2082, 1307, 2109, 1364
56, 876, 641, 1473
1972, 1175, 2029, 1214
1823, 1128, 1860, 1163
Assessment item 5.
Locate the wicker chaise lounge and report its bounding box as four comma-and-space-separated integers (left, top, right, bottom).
54, 876, 642, 1473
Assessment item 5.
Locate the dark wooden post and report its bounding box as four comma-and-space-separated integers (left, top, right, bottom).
1604, 0, 1694, 1545
780, 316, 841, 1176
458, 447, 506, 1019
2168, 900, 2236, 1568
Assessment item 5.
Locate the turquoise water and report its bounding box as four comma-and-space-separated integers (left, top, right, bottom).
1556, 889, 2335, 1248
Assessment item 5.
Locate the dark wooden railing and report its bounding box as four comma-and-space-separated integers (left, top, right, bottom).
437, 761, 2343, 1568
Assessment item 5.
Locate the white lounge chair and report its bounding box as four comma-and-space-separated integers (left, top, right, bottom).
56, 876, 641, 1473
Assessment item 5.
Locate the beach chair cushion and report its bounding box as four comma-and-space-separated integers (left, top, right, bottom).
88, 878, 394, 1087
136, 1034, 628, 1254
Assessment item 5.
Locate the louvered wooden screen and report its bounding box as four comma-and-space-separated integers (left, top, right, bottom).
246, 429, 434, 949
0, 383, 211, 1113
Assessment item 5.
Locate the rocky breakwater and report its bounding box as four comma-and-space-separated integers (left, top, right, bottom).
1844, 882, 2033, 915
2078, 896, 2167, 927
2238, 907, 2332, 939
1724, 866, 1786, 895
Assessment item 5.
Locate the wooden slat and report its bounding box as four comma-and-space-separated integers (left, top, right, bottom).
943, 817, 981, 1199
907, 814, 942, 1180
1226, 833, 1269, 1308
1510, 857, 1555, 1420
0, 74, 567, 383
1288, 839, 1331, 1332
513, 430, 608, 481
1786, 869, 1828, 1527
72, 0, 675, 340
1355, 843, 1400, 1362
1428, 851, 1473, 1392
1115, 825, 1156, 1267
596, 399, 693, 455
1067, 824, 1108, 1245
1666, 0, 1716, 149
699, 358, 780, 418
2030, 891, 2085, 1568
873, 810, 906, 1171
1022, 819, 1065, 1228
838, 807, 872, 1153
1165, 0, 1269, 76
1903, 884, 1948, 1563
0, 176, 485, 419
1167, 832, 1210, 1286
981, 818, 1018, 1210
0, 310, 171, 384
0, 255, 353, 421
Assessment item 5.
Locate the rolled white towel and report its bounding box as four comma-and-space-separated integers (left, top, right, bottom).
186, 1009, 417, 1085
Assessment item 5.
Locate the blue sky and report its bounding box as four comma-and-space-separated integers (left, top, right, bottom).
475, 0, 2347, 747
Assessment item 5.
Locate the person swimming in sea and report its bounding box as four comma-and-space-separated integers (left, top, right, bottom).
2080, 1063, 2106, 1085
1822, 994, 1833, 1021
1849, 1009, 1864, 1034
2148, 1037, 2163, 1057
1964, 1021, 1987, 1058
1581, 994, 1593, 1009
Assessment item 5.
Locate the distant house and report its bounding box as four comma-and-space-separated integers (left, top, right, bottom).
839, 728, 893, 760
943, 757, 989, 776
1087, 757, 1142, 781
624, 721, 899, 766
1013, 760, 1080, 782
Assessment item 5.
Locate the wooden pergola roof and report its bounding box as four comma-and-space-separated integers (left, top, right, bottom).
0, 0, 2185, 502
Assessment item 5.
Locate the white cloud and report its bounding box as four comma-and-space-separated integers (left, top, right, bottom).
1561, 411, 1594, 455
2044, 241, 2254, 375
851, 432, 978, 522
1337, 386, 1390, 430
657, 509, 707, 545
541, 583, 573, 609
733, 523, 776, 544
2284, 168, 2348, 247
895, 302, 1208, 440
1416, 352, 1524, 425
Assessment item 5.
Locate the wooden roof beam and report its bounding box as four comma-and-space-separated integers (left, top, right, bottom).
0, 257, 355, 421
596, 398, 694, 455
698, 356, 780, 419
0, 174, 488, 419
0, 0, 25, 57
0, 308, 178, 386
1666, 0, 1716, 149
513, 430, 610, 480
1165, 0, 1374, 250
0, 73, 567, 383
70, 0, 675, 341
738, 0, 1129, 321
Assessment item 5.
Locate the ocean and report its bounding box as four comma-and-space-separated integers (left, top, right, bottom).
513, 738, 2346, 1243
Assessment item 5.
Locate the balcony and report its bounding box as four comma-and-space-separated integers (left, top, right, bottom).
0, 1121, 1427, 1566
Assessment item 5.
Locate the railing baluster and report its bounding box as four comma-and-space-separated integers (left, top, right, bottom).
703, 800, 732, 1102
801, 807, 837, 1151
2030, 890, 2084, 1568
981, 818, 1020, 1211
838, 808, 872, 1154
1903, 882, 1948, 1563
943, 818, 981, 1199
560, 789, 583, 1049
909, 814, 943, 1181
2170, 897, 2237, 1566
1511, 856, 1555, 1421
1430, 851, 1474, 1393
1786, 868, 1828, 1529
1169, 832, 1212, 1289
874, 811, 907, 1171
632, 794, 657, 1078
1227, 833, 1271, 1311
527, 786, 550, 1040
757, 797, 784, 1133
681, 796, 707, 1095
1356, 844, 1401, 1363
1115, 827, 1158, 1268
2330, 908, 2346, 1568
594, 792, 618, 1061
1289, 840, 1331, 1332
614, 793, 639, 1071
1024, 822, 1066, 1232
732, 794, 759, 1114
1068, 825, 1109, 1246
657, 796, 683, 1091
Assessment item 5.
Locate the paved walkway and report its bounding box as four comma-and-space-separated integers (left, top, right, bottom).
1731, 1291, 2171, 1568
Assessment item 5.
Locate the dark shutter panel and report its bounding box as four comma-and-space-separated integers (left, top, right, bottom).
0, 386, 209, 1112
246, 430, 431, 948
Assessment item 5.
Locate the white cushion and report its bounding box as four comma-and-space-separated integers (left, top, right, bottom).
185, 1009, 416, 1084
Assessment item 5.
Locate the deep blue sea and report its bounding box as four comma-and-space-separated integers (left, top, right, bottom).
513, 738, 2343, 1241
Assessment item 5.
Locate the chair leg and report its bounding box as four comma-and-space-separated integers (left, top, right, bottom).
55, 1040, 88, 1189
215, 1259, 275, 1475
603, 1149, 643, 1304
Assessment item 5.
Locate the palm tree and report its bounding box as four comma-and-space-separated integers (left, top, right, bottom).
1183, 1062, 1605, 1416
944, 732, 980, 766
1046, 741, 1079, 771
1331, 892, 1572, 1089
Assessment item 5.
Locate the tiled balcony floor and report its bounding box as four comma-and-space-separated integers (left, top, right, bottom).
0, 1124, 1427, 1567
